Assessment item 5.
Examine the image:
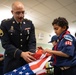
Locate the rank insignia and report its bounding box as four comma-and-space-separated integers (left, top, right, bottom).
0, 29, 4, 37
9, 26, 15, 32
10, 26, 14, 31
9, 26, 14, 35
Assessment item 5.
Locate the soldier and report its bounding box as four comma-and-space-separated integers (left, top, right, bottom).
1, 1, 36, 74
43, 17, 76, 75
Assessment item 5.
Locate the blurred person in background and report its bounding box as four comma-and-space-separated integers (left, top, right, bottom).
48, 35, 62, 75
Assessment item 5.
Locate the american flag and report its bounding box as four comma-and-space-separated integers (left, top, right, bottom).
4, 49, 51, 75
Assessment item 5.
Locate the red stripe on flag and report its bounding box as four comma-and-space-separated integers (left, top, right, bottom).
30, 57, 48, 70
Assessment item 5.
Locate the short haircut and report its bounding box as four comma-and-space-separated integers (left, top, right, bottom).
52, 17, 69, 30
75, 33, 76, 37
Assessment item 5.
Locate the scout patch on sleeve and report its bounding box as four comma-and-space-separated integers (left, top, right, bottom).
65, 41, 72, 45
0, 29, 4, 37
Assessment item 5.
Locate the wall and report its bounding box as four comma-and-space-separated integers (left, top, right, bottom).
35, 29, 53, 49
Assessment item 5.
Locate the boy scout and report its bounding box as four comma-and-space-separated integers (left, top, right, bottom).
44, 17, 76, 75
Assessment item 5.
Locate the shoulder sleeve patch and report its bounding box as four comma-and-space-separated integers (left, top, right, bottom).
0, 29, 4, 37
64, 35, 73, 41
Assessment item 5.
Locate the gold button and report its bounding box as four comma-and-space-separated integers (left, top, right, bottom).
20, 33, 22, 35
20, 39, 22, 41
21, 45, 23, 47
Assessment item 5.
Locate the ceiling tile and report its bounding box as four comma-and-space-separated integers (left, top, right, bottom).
26, 9, 44, 18
57, 0, 74, 6
33, 19, 47, 27
2, 0, 17, 7
23, 0, 39, 7
36, 0, 46, 2
0, 0, 8, 4
38, 24, 53, 33
38, 16, 52, 23
33, 4, 52, 15
47, 12, 60, 20
55, 8, 72, 17
66, 3, 76, 14
66, 14, 76, 22
43, 0, 63, 11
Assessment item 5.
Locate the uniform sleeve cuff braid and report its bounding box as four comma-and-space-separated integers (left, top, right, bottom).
14, 49, 22, 59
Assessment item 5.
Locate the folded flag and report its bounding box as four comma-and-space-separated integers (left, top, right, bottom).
4, 49, 51, 75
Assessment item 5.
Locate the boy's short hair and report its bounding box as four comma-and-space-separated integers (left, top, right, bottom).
52, 17, 69, 30
48, 35, 58, 43
75, 33, 76, 37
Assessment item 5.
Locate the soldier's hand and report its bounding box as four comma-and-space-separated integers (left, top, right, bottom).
21, 51, 36, 63
0, 57, 4, 61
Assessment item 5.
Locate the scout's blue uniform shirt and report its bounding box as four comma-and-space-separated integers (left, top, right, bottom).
54, 31, 76, 67
0, 17, 36, 73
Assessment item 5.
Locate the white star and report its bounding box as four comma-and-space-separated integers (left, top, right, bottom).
22, 66, 26, 70
13, 69, 17, 72
19, 71, 23, 74
25, 72, 29, 75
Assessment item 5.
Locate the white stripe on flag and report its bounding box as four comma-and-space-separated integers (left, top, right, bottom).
36, 68, 46, 75
30, 56, 51, 73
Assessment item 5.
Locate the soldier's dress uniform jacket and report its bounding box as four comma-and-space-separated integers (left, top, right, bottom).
1, 17, 36, 73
